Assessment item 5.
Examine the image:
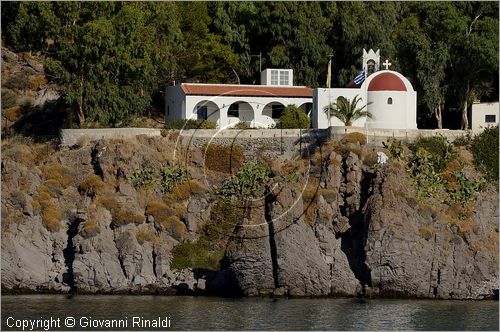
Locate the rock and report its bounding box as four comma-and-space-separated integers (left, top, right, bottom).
34, 84, 60, 107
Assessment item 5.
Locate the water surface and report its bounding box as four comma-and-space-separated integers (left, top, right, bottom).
2, 295, 498, 330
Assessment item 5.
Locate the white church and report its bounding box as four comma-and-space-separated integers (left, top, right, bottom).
312, 49, 417, 129
165, 49, 418, 130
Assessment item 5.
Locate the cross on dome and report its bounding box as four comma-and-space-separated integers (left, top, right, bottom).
382, 59, 392, 70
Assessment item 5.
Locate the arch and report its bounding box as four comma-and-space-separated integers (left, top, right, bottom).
262, 101, 285, 120
387, 97, 393, 105
193, 100, 220, 123
299, 102, 313, 116
227, 101, 255, 126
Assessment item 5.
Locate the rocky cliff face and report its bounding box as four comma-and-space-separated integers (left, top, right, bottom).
1, 136, 498, 299
224, 149, 499, 299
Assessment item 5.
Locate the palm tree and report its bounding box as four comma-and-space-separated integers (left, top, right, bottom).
323, 95, 372, 126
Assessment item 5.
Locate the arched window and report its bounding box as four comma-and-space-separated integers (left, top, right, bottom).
387, 97, 393, 105
367, 60, 376, 76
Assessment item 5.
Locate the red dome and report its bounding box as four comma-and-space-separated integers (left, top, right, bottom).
368, 72, 407, 91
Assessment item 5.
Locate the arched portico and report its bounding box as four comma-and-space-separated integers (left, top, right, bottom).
227, 101, 255, 127
299, 102, 313, 116
262, 101, 285, 123
193, 100, 220, 124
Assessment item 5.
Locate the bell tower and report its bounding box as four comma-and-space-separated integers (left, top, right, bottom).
362, 49, 380, 76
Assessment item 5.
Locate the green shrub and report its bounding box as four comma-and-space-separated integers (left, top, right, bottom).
409, 148, 445, 200
203, 143, 245, 174
277, 104, 310, 129
231, 121, 251, 129
170, 240, 225, 271
166, 119, 217, 129
383, 138, 406, 160
217, 162, 271, 202
471, 126, 498, 181
128, 168, 156, 189
410, 135, 456, 172
160, 164, 190, 193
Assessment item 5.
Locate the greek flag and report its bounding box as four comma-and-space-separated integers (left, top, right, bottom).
354, 69, 366, 85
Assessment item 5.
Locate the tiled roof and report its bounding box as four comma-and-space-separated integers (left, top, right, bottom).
180, 83, 312, 98
368, 72, 407, 91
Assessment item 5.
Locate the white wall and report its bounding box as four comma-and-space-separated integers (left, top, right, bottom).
312, 88, 365, 128
165, 85, 185, 123
366, 91, 417, 129
471, 102, 499, 131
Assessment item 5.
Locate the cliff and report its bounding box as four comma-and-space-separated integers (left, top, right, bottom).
1, 133, 498, 299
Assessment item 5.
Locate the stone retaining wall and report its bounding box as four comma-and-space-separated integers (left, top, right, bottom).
60, 127, 477, 148
60, 128, 163, 146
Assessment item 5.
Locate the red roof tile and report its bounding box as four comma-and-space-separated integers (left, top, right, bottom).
181, 84, 312, 98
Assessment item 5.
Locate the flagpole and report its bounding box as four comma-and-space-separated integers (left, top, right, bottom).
327, 55, 333, 128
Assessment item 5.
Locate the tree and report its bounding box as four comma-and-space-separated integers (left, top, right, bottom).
42, 2, 180, 126
447, 2, 499, 129
323, 95, 372, 126
278, 105, 311, 129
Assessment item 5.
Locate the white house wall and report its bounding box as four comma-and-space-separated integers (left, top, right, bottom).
471, 102, 499, 131
165, 85, 185, 123
313, 88, 365, 128
182, 94, 312, 128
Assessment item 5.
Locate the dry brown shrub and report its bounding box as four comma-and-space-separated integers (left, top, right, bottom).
418, 226, 433, 240
29, 75, 47, 90
78, 173, 106, 196
2, 141, 34, 164
166, 180, 204, 201
42, 202, 61, 232
97, 196, 120, 214
145, 200, 169, 216
135, 228, 161, 246
41, 163, 74, 188
112, 210, 144, 227
319, 188, 337, 203
342, 132, 367, 145
362, 150, 378, 167
155, 215, 186, 241
80, 219, 100, 238
4, 106, 22, 122
203, 144, 245, 174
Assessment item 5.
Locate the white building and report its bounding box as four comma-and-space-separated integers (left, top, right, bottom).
165, 69, 312, 129
312, 49, 418, 130
470, 101, 499, 131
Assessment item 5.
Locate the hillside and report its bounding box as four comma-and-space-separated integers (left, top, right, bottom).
1, 131, 498, 299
